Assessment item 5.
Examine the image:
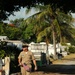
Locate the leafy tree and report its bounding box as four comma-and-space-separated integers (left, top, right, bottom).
10, 18, 24, 27
0, 0, 75, 21
0, 23, 7, 35
20, 17, 37, 43
22, 24, 36, 42
0, 50, 5, 58
9, 18, 37, 42
6, 26, 22, 40
0, 22, 22, 40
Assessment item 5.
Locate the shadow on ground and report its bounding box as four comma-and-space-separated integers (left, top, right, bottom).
36, 64, 75, 75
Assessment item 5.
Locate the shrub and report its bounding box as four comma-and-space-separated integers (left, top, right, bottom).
68, 46, 75, 53
0, 50, 5, 58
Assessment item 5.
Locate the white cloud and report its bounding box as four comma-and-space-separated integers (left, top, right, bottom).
3, 7, 39, 24
8, 7, 26, 20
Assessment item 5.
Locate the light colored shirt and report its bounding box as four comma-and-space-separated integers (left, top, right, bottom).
18, 51, 35, 65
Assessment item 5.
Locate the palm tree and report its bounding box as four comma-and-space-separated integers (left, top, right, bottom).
26, 5, 60, 60
56, 9, 73, 44
26, 5, 73, 60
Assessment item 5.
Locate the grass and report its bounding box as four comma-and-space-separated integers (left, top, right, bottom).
62, 53, 75, 59
52, 53, 75, 64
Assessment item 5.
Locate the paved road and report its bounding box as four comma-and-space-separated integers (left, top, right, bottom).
33, 65, 75, 75
11, 54, 75, 75
31, 58, 75, 75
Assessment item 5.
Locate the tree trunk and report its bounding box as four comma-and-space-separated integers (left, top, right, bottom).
53, 30, 57, 59
46, 38, 50, 64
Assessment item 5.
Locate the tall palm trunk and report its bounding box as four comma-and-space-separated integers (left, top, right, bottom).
52, 29, 57, 59
60, 31, 62, 43
46, 37, 50, 64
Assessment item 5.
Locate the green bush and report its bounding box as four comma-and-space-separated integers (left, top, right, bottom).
0, 50, 5, 58
68, 46, 75, 53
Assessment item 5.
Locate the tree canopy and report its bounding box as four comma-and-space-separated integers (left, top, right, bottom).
0, 0, 75, 21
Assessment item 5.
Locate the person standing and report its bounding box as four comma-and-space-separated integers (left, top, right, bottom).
18, 44, 37, 75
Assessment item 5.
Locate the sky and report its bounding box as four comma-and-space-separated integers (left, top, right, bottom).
3, 7, 39, 24
3, 7, 75, 24
72, 13, 75, 18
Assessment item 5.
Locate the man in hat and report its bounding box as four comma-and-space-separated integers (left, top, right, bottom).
18, 44, 37, 75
